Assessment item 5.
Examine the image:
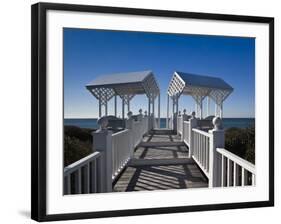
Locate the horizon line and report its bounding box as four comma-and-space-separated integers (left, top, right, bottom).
64, 117, 255, 119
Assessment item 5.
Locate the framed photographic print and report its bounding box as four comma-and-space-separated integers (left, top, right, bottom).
31, 2, 274, 222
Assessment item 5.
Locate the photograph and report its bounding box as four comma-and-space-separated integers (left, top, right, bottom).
31, 3, 274, 221
63, 28, 256, 194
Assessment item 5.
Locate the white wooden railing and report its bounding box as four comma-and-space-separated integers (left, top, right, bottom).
64, 152, 102, 194
183, 121, 190, 146
192, 128, 211, 177
112, 129, 131, 180
177, 116, 183, 135
178, 112, 256, 188
217, 148, 256, 187
64, 110, 150, 194
141, 116, 149, 135
132, 121, 143, 147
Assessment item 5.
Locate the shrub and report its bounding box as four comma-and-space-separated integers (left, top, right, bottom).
64, 126, 93, 167
225, 127, 255, 164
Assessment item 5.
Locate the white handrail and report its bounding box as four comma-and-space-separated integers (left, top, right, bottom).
63, 151, 102, 194
183, 121, 190, 145
192, 128, 211, 177
192, 128, 212, 138
216, 148, 255, 174
132, 121, 142, 147
112, 129, 131, 180
64, 152, 101, 176
216, 148, 255, 187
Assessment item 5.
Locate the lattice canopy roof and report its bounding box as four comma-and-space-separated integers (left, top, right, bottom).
86, 70, 160, 103
167, 71, 233, 105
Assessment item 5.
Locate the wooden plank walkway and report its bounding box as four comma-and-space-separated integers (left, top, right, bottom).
113, 130, 208, 192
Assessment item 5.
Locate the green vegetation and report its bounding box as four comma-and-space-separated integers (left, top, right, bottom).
64, 126, 94, 167
63, 125, 255, 168
225, 127, 255, 164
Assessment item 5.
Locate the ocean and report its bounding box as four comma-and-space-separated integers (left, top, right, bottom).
64, 118, 254, 130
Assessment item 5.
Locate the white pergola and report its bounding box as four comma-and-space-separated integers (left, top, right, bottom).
167, 71, 233, 120
86, 70, 160, 126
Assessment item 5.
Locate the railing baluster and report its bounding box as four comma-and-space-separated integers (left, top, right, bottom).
206, 138, 209, 172
197, 133, 199, 158
241, 167, 245, 186
74, 168, 82, 194
204, 136, 207, 169
244, 169, 248, 185
97, 156, 103, 192
227, 158, 231, 187
197, 133, 199, 161
194, 133, 196, 157
221, 155, 225, 187
200, 134, 202, 163
65, 174, 71, 195
83, 164, 90, 193
112, 143, 114, 178
91, 161, 97, 193
233, 162, 237, 186
198, 134, 201, 163
201, 135, 204, 164
252, 174, 255, 186
202, 136, 205, 168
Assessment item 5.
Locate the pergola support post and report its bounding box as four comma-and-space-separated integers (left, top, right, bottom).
207, 96, 210, 117
219, 103, 223, 118
215, 103, 217, 117
166, 95, 169, 128
127, 100, 130, 113
114, 95, 117, 117
158, 94, 160, 128
105, 100, 108, 116
199, 98, 203, 120
152, 95, 155, 115
122, 98, 125, 119
176, 95, 179, 116
99, 99, 102, 118
148, 97, 151, 116
173, 96, 178, 131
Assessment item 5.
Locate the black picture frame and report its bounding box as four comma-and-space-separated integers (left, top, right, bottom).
31, 2, 274, 222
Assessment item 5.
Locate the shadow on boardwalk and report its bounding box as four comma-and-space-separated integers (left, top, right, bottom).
113, 130, 208, 192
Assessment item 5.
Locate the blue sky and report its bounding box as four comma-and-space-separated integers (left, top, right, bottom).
64, 28, 255, 118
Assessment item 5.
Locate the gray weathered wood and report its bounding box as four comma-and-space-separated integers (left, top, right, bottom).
114, 131, 208, 192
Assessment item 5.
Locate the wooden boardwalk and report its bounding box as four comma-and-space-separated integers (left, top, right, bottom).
113, 130, 208, 192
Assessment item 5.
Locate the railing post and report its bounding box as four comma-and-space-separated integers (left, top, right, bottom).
144, 110, 148, 133
177, 111, 181, 135
92, 117, 113, 192
125, 111, 134, 158
138, 109, 143, 122
173, 112, 177, 132
181, 109, 188, 141
189, 111, 197, 158
150, 113, 154, 130
208, 117, 225, 188
125, 111, 133, 129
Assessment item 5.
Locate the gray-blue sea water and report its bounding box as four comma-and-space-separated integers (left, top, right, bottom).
64, 118, 254, 130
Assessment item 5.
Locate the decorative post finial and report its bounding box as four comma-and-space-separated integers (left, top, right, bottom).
178, 111, 181, 116
144, 110, 147, 116
97, 116, 109, 131
212, 116, 222, 130
191, 111, 196, 118
183, 109, 186, 115
139, 109, 143, 114
127, 111, 133, 119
